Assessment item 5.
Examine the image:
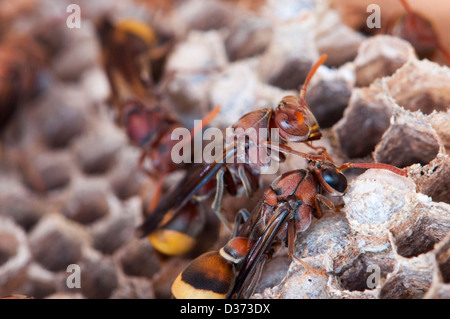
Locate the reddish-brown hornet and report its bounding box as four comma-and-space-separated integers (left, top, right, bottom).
96, 17, 222, 255
137, 55, 328, 245
97, 16, 220, 176
125, 100, 221, 256
171, 150, 407, 299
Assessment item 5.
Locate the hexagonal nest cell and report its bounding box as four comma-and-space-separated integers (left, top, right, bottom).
1, 0, 450, 300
